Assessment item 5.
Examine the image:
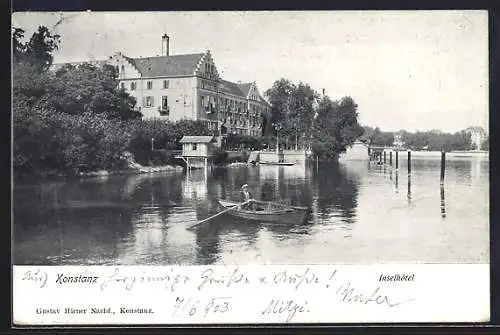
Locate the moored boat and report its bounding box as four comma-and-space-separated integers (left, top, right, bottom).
259, 161, 295, 166
218, 199, 309, 224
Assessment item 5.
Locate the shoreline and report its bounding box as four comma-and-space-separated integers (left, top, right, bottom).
14, 165, 185, 185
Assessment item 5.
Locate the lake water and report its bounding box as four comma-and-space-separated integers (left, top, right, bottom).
13, 155, 489, 265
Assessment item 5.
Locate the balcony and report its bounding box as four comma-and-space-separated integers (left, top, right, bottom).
158, 107, 170, 117
204, 104, 216, 115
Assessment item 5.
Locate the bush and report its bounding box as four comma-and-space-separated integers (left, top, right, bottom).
224, 134, 267, 151
13, 108, 131, 179
150, 150, 176, 166
213, 148, 229, 165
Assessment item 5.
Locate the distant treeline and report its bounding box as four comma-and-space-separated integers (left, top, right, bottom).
360, 126, 488, 151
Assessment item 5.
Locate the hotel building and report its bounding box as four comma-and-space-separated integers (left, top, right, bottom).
99, 35, 269, 136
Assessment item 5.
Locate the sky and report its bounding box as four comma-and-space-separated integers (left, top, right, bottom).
12, 11, 488, 133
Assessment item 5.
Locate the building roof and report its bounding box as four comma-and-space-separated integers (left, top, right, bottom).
219, 80, 246, 97
466, 126, 486, 133
179, 136, 216, 144
126, 53, 205, 77
236, 83, 253, 97
353, 140, 368, 146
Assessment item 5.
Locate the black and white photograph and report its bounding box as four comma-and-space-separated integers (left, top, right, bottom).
12, 11, 489, 270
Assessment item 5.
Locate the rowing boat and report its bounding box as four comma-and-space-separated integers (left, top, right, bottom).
218, 199, 309, 224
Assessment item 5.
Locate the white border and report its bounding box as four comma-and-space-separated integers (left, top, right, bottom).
13, 264, 489, 325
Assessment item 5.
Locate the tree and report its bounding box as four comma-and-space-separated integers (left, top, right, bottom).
265, 78, 295, 134
368, 127, 394, 147
481, 137, 489, 151
264, 78, 319, 148
12, 28, 27, 64
13, 26, 60, 72
50, 63, 140, 120
312, 96, 363, 160
394, 128, 472, 151
359, 126, 374, 143
12, 26, 142, 179
289, 82, 319, 147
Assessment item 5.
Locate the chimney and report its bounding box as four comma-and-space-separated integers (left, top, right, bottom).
162, 34, 170, 56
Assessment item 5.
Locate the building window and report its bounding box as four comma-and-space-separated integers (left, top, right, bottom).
115, 66, 119, 73
147, 81, 153, 90
192, 143, 197, 151
144, 96, 154, 107
131, 82, 136, 90
120, 83, 125, 89
121, 65, 125, 72
163, 80, 169, 89
162, 96, 168, 109
159, 96, 169, 116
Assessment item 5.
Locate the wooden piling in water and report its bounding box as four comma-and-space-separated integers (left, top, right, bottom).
389, 151, 392, 166
440, 151, 446, 184
407, 151, 411, 174
395, 151, 399, 170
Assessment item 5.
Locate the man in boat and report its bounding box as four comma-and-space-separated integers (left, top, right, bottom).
240, 184, 256, 210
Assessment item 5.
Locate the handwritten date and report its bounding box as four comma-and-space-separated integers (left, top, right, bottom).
172, 296, 231, 319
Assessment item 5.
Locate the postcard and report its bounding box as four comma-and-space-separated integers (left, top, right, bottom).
12, 10, 490, 325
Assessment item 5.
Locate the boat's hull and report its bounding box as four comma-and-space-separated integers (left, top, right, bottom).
259, 161, 295, 166
219, 200, 308, 224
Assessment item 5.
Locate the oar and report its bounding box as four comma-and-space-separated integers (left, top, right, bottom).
186, 200, 251, 230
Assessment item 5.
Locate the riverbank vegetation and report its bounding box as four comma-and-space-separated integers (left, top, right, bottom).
13, 26, 367, 180
263, 79, 364, 160
15, 26, 482, 181
13, 26, 213, 180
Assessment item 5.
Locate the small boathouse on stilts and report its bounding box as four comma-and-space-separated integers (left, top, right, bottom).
176, 136, 217, 171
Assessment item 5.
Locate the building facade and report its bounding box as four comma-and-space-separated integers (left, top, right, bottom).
465, 126, 487, 151
51, 36, 270, 137
102, 37, 269, 136
338, 140, 370, 161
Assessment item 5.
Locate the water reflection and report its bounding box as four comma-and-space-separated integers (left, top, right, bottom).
395, 171, 399, 193
407, 174, 412, 205
440, 184, 446, 218
182, 171, 208, 201
315, 161, 360, 226
14, 155, 489, 265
